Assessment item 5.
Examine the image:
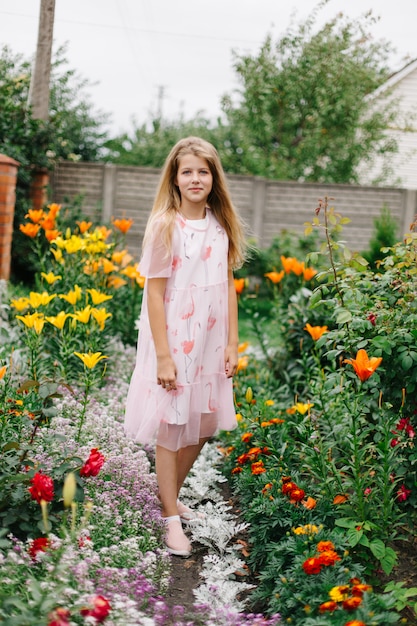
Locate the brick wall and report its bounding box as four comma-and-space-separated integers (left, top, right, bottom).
0, 154, 19, 280
50, 162, 417, 254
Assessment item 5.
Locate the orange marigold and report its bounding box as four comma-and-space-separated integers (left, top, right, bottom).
319, 601, 338, 613
317, 540, 336, 552
342, 596, 363, 611
251, 461, 266, 475
241, 432, 254, 443
302, 556, 322, 575
318, 549, 340, 566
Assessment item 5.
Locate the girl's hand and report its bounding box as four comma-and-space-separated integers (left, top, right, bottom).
224, 344, 238, 378
157, 355, 177, 390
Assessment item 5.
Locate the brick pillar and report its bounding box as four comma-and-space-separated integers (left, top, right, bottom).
0, 154, 20, 280
30, 168, 49, 210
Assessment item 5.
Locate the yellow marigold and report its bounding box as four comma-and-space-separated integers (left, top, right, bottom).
264, 399, 275, 406
292, 524, 320, 535
329, 585, 350, 602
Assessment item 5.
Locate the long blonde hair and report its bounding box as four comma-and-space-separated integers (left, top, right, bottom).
142, 137, 247, 269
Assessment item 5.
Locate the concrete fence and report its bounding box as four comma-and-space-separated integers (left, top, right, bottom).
50, 161, 417, 256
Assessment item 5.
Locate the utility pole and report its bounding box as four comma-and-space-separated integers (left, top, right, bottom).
28, 0, 56, 120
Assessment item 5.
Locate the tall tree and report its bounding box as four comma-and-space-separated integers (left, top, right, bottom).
220, 5, 399, 183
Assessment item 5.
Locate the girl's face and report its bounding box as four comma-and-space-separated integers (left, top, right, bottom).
175, 154, 213, 214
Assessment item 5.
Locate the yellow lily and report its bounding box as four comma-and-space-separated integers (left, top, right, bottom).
87, 289, 113, 305
46, 311, 69, 330
74, 351, 108, 369
59, 285, 82, 306
41, 271, 62, 285
16, 312, 45, 334
0, 365, 7, 380
70, 305, 92, 324
28, 292, 56, 308
10, 297, 30, 312
91, 308, 112, 330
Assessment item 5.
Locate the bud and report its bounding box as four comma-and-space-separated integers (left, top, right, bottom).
245, 387, 253, 403
63, 472, 77, 508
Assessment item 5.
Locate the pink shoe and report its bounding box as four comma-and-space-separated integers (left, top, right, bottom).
164, 515, 192, 557
177, 500, 205, 525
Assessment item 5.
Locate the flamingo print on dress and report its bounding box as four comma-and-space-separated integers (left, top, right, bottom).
181, 321, 201, 384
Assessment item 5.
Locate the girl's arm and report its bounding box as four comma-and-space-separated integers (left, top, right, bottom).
147, 277, 177, 389
225, 269, 239, 378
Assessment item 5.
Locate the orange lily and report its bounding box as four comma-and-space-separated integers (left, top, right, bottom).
20, 223, 40, 238
304, 323, 328, 341
234, 278, 245, 294
303, 267, 317, 281
264, 270, 285, 284
344, 349, 382, 382
77, 220, 93, 234
25, 209, 45, 224
112, 218, 133, 234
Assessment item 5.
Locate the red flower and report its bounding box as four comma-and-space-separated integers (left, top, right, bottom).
302, 556, 322, 575
390, 438, 400, 447
290, 487, 306, 502
47, 607, 71, 626
29, 472, 54, 503
351, 583, 372, 596
80, 595, 111, 622
397, 484, 412, 502
397, 417, 415, 438
319, 601, 338, 613
317, 540, 335, 552
231, 467, 243, 474
367, 313, 377, 326
318, 549, 341, 566
29, 537, 50, 560
281, 481, 297, 495
80, 448, 105, 477
342, 596, 363, 611
251, 460, 266, 475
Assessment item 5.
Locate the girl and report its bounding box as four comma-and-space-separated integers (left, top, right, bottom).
124, 137, 246, 556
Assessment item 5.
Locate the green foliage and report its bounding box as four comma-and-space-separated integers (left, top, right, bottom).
0, 44, 109, 283
220, 5, 398, 182
362, 204, 399, 268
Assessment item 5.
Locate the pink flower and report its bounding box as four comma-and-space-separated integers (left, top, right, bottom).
367, 313, 377, 326
29, 472, 54, 503
364, 487, 372, 496
80, 448, 105, 477
397, 484, 412, 502
47, 608, 71, 626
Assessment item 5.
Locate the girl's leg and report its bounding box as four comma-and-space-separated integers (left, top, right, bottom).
156, 444, 192, 556
176, 436, 210, 494
155, 444, 179, 517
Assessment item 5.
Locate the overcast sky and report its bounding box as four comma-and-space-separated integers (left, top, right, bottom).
1, 0, 416, 136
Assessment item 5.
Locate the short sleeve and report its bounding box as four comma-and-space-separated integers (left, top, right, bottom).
138, 221, 173, 279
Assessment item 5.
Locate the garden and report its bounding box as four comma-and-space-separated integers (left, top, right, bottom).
1, 197, 417, 626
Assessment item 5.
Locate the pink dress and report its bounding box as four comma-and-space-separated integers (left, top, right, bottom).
124, 209, 237, 451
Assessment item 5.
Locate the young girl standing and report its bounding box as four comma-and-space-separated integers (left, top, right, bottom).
124, 137, 246, 556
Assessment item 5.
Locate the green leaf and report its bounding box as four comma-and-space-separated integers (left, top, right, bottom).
369, 538, 386, 559
336, 309, 352, 324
